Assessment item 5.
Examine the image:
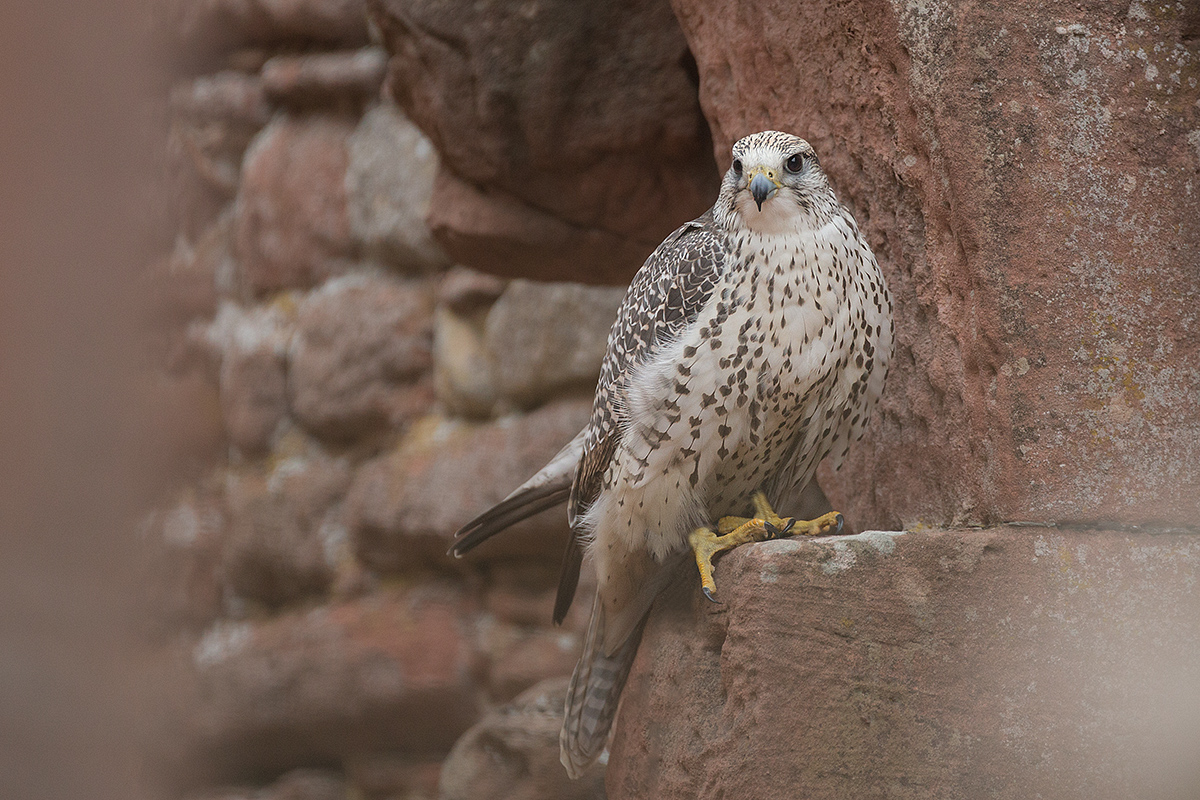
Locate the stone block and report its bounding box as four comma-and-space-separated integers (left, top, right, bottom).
288, 274, 435, 441
370, 0, 719, 283
261, 48, 387, 109
345, 399, 592, 572
345, 103, 448, 272
222, 451, 351, 608
607, 525, 1200, 800
235, 117, 357, 295
172, 584, 481, 783
439, 678, 607, 800
434, 279, 624, 417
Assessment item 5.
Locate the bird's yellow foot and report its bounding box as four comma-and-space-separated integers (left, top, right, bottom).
689, 491, 844, 602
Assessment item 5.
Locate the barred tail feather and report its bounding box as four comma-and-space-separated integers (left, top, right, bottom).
560, 595, 649, 779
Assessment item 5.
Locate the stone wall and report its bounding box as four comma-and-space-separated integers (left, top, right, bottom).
141, 0, 1199, 799
142, 2, 628, 798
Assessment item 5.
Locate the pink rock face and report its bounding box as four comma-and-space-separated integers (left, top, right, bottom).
608, 527, 1200, 800
369, 0, 720, 284
346, 398, 593, 572
439, 679, 606, 800
170, 584, 481, 784
288, 274, 435, 440
235, 117, 357, 295
672, 0, 1200, 529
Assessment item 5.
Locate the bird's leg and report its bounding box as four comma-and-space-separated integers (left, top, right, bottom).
688, 491, 844, 602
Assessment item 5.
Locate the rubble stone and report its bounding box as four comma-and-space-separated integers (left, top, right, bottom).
345, 103, 449, 272
235, 117, 358, 295
439, 678, 606, 800
288, 274, 435, 440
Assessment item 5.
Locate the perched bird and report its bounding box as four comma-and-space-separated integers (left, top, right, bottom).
451, 130, 894, 778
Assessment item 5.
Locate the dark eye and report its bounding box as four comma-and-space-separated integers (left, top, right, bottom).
732, 159, 743, 176
785, 153, 805, 174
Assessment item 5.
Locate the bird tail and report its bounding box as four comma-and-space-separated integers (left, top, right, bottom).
448, 429, 585, 557
559, 594, 649, 779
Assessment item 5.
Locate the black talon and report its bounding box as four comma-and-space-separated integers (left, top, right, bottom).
763, 521, 781, 539
702, 586, 722, 604
834, 513, 844, 534
779, 518, 797, 536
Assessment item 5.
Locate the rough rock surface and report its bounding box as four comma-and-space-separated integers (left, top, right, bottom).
369, 0, 720, 283
235, 117, 358, 295
221, 453, 351, 608
164, 0, 371, 60
345, 399, 592, 572
607, 526, 1200, 800
435, 278, 625, 417
172, 584, 481, 783
345, 103, 449, 272
288, 274, 435, 440
261, 48, 388, 109
186, 768, 348, 800
439, 678, 606, 800
671, 0, 1200, 529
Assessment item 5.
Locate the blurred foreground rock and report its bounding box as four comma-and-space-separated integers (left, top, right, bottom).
608, 526, 1200, 800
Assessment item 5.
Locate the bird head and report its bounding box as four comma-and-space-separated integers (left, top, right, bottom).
718, 131, 834, 234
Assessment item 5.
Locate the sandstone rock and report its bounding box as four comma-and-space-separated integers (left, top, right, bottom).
485, 627, 580, 703
261, 48, 388, 109
140, 494, 227, 635
187, 769, 348, 800
219, 346, 287, 455
165, 0, 370, 59
169, 71, 272, 198
435, 279, 623, 417
343, 753, 441, 800
439, 678, 606, 800
222, 451, 351, 608
484, 280, 624, 410
607, 526, 1200, 800
178, 584, 481, 782
436, 267, 506, 316
671, 0, 1200, 529
235, 117, 357, 295
370, 0, 719, 283
206, 300, 296, 454
288, 274, 435, 440
346, 399, 592, 573
345, 103, 449, 272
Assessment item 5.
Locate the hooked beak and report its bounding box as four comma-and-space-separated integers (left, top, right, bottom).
747, 169, 780, 211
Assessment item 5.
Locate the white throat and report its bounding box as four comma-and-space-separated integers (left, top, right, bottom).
734, 192, 809, 236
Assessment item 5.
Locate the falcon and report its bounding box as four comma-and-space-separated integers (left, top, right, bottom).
450, 130, 894, 778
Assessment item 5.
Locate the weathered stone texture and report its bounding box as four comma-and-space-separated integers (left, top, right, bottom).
608, 526, 1200, 800
222, 454, 351, 608
369, 0, 720, 283
435, 278, 625, 417
261, 48, 388, 108
288, 274, 435, 440
163, 0, 371, 57
235, 117, 358, 295
671, 0, 1200, 529
439, 679, 607, 800
345, 103, 449, 272
175, 584, 481, 782
346, 399, 592, 572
